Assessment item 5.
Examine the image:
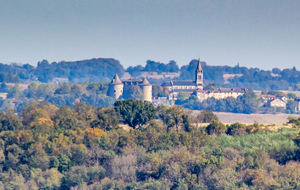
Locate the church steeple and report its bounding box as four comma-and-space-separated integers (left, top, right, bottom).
196, 58, 202, 72
195, 58, 203, 89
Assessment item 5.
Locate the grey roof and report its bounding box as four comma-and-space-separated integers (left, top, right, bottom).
111, 74, 122, 84
161, 81, 196, 87
244, 88, 253, 93
172, 89, 195, 93
218, 88, 253, 93
141, 78, 151, 86
196, 59, 203, 72
122, 78, 143, 85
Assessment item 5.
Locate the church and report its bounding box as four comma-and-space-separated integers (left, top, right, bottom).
161, 59, 203, 99
161, 59, 253, 101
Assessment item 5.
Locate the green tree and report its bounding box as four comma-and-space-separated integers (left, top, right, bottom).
157, 105, 185, 132
62, 165, 105, 189
29, 168, 63, 190
175, 92, 189, 105
197, 109, 218, 123
287, 93, 297, 99
236, 92, 260, 114
286, 100, 298, 113
226, 122, 247, 136
296, 83, 300, 91
114, 99, 156, 129
53, 105, 82, 132
6, 84, 24, 99
152, 85, 164, 97
54, 83, 72, 95
0, 99, 15, 111
206, 120, 227, 135
71, 84, 85, 95
28, 146, 50, 171
57, 153, 71, 173
0, 83, 9, 92
92, 107, 119, 130
204, 83, 218, 90
0, 109, 23, 132
267, 90, 287, 97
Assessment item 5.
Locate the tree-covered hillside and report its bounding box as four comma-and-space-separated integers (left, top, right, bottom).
1, 57, 300, 90
0, 58, 125, 83
126, 59, 300, 90
1, 100, 300, 189
35, 58, 125, 83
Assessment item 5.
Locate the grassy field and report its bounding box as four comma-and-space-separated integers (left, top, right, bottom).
191, 111, 299, 124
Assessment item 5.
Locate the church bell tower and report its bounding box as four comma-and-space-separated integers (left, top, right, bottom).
195, 59, 203, 89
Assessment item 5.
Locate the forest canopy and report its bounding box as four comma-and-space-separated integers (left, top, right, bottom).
0, 100, 300, 189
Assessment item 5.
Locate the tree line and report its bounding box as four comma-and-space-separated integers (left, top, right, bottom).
0, 100, 300, 189
2, 58, 300, 90
0, 82, 115, 112
176, 92, 260, 114
0, 58, 125, 83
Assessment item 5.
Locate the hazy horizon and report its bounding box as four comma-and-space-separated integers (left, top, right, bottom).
1, 0, 300, 70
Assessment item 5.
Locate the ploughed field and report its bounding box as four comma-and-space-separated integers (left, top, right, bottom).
192, 111, 299, 124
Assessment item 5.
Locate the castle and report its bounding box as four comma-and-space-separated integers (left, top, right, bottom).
108, 74, 152, 102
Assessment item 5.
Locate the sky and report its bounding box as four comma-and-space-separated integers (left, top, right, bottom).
0, 0, 300, 70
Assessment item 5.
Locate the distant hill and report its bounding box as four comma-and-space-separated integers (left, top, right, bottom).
34, 58, 125, 83
0, 57, 300, 91
0, 58, 125, 83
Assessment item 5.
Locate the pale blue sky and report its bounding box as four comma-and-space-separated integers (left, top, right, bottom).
1, 0, 300, 70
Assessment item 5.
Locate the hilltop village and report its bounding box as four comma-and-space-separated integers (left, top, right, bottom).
108, 59, 253, 103
0, 57, 299, 114
107, 59, 300, 112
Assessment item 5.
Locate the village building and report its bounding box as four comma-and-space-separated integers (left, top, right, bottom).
258, 94, 277, 106
49, 77, 69, 84
267, 98, 287, 108
279, 96, 288, 103
258, 94, 277, 101
194, 88, 253, 101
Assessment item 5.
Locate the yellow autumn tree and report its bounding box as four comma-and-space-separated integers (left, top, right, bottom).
85, 128, 105, 138
30, 118, 54, 134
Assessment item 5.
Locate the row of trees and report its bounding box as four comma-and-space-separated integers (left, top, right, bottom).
0, 81, 116, 112
0, 100, 300, 189
126, 60, 180, 77
176, 92, 261, 114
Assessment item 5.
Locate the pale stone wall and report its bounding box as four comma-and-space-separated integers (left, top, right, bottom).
142, 85, 152, 102
197, 91, 243, 101
269, 99, 286, 108
108, 84, 124, 99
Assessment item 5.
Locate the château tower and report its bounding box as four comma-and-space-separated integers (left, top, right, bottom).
140, 78, 152, 102
108, 74, 124, 99
195, 58, 203, 89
